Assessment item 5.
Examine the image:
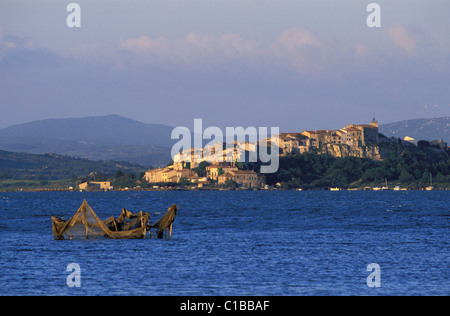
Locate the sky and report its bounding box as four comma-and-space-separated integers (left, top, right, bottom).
1, 0, 450, 131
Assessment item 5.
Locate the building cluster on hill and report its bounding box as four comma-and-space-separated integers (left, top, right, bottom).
141, 119, 381, 188
140, 118, 448, 189
275, 119, 379, 156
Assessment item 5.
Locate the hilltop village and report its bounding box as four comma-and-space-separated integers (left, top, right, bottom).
128, 118, 445, 190
137, 119, 383, 189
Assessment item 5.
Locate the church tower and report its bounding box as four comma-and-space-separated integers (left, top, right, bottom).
370, 114, 378, 128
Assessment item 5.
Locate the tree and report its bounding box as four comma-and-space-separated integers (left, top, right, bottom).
93, 172, 107, 181
114, 170, 125, 179
222, 179, 237, 189
192, 161, 211, 177
398, 168, 414, 183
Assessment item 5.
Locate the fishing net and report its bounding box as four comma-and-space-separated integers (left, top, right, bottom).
51, 199, 150, 240
107, 208, 150, 232
149, 204, 178, 238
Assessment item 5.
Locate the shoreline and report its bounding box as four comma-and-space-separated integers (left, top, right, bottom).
1, 186, 448, 193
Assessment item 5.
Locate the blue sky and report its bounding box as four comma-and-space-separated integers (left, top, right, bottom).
1, 0, 449, 131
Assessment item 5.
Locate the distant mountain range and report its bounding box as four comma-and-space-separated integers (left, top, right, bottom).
0, 115, 174, 167
379, 117, 449, 142
0, 115, 448, 169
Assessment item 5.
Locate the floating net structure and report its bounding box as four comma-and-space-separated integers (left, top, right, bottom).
149, 204, 178, 239
52, 199, 155, 240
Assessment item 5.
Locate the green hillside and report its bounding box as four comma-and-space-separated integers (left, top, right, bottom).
0, 150, 145, 182
263, 141, 450, 190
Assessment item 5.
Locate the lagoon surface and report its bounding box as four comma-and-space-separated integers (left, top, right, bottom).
0, 190, 448, 295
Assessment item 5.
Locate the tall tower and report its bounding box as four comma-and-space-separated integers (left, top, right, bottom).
370, 114, 378, 128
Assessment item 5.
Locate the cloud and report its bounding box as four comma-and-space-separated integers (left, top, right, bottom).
5, 25, 444, 81
181, 32, 262, 65
0, 32, 40, 63
0, 32, 37, 56
387, 23, 420, 54
274, 28, 330, 75
2, 25, 449, 132
1, 33, 36, 50
118, 28, 326, 72
119, 32, 263, 69
119, 35, 169, 55
278, 28, 322, 50
385, 23, 450, 74
117, 28, 383, 78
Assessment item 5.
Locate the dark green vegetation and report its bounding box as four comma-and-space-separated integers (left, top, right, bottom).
0, 150, 145, 191
264, 142, 450, 190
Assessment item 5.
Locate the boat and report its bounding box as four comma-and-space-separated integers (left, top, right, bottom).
330, 187, 341, 191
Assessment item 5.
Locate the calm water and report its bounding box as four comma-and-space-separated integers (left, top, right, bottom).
0, 190, 448, 296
